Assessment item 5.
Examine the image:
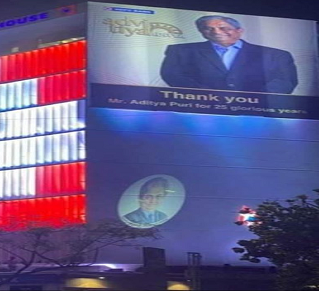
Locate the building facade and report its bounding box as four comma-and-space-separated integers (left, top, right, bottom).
0, 1, 319, 267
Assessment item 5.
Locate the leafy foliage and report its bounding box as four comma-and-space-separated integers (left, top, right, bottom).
233, 194, 319, 290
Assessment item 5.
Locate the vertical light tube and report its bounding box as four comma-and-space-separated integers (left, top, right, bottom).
69, 101, 77, 130
54, 46, 62, 74
10, 110, 16, 138
61, 102, 70, 131
0, 142, 5, 169
15, 81, 23, 109
24, 51, 32, 79
7, 83, 15, 110
53, 134, 62, 162
79, 162, 86, 192
44, 135, 53, 163
0, 84, 7, 110
78, 70, 86, 99
21, 135, 29, 166
61, 163, 68, 194
22, 80, 31, 107
46, 47, 53, 75
62, 132, 70, 161
1, 56, 8, 83
45, 104, 53, 133
69, 71, 76, 101
52, 164, 61, 195
46, 75, 53, 104
28, 137, 36, 165
78, 131, 85, 160
21, 109, 30, 137
20, 168, 27, 198
27, 167, 36, 197
53, 75, 62, 103
6, 111, 13, 139
36, 134, 45, 164
45, 165, 53, 196
36, 166, 43, 197
8, 55, 16, 82
68, 163, 76, 193
77, 100, 86, 129
12, 110, 22, 138
69, 132, 77, 161
30, 79, 38, 106
53, 104, 62, 132
4, 141, 13, 168
29, 107, 37, 136
12, 169, 20, 198
37, 77, 45, 105
12, 139, 21, 167
36, 105, 45, 135
30, 51, 37, 78
79, 40, 86, 69
0, 113, 5, 139
33, 49, 40, 77
61, 43, 69, 72
0, 171, 3, 199
16, 53, 23, 80
4, 169, 12, 199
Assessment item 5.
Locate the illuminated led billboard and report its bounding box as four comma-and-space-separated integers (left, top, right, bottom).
88, 2, 319, 120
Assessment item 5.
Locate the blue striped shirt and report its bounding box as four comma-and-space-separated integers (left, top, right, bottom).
212, 40, 243, 70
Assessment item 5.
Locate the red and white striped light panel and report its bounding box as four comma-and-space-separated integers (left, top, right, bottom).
0, 40, 86, 83
0, 194, 86, 231
0, 70, 86, 111
0, 39, 87, 230
0, 162, 85, 200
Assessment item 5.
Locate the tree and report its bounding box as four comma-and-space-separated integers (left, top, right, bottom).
0, 218, 158, 287
233, 193, 319, 290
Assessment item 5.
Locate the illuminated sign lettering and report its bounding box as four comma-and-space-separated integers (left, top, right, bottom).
0, 12, 49, 29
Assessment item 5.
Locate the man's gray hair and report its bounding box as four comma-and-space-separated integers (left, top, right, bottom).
195, 15, 242, 30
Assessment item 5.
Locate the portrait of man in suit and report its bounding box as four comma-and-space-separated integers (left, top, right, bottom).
122, 177, 170, 227
160, 15, 298, 94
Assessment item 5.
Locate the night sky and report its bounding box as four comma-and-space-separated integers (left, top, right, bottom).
1, 0, 319, 21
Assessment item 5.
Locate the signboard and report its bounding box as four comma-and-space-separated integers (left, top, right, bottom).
88, 2, 319, 119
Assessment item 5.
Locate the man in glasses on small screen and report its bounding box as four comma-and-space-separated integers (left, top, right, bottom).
123, 177, 169, 227
161, 15, 298, 94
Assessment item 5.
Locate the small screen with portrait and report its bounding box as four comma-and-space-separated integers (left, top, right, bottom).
118, 175, 185, 228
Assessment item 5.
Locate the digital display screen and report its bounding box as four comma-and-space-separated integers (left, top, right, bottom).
88, 2, 319, 120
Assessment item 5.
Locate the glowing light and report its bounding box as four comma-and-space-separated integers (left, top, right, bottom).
0, 71, 86, 111
0, 194, 86, 230
0, 130, 85, 169
0, 84, 7, 110
0, 162, 85, 200
0, 101, 85, 140
7, 83, 14, 110
0, 40, 86, 83
36, 162, 86, 197
14, 81, 23, 108
237, 206, 258, 226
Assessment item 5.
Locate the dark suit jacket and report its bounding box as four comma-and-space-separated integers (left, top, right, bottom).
160, 40, 298, 94
123, 208, 168, 226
